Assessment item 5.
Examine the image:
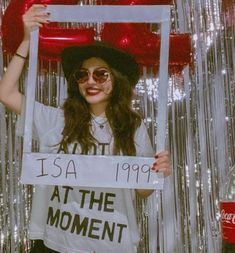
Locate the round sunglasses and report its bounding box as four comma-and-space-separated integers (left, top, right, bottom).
73, 68, 111, 84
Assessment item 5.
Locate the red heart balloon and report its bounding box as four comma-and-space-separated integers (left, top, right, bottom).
1, 0, 94, 61
101, 23, 148, 55
39, 26, 95, 61
2, 0, 25, 54
101, 23, 192, 71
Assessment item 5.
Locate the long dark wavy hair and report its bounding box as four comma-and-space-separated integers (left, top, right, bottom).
59, 60, 142, 156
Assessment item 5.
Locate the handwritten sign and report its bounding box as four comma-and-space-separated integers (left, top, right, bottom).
21, 153, 164, 189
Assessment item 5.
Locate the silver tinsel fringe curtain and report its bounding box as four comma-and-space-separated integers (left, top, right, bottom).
0, 0, 234, 252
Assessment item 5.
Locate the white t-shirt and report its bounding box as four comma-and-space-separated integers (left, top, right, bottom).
18, 102, 154, 253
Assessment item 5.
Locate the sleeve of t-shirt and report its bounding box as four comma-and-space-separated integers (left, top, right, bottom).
16, 100, 63, 141
134, 121, 155, 157
33, 102, 63, 140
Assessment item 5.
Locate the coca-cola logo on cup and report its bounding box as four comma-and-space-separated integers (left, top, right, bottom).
220, 201, 235, 243
220, 209, 235, 225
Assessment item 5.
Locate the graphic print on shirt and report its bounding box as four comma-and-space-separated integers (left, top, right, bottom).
57, 141, 111, 155
46, 186, 128, 244
43, 121, 136, 252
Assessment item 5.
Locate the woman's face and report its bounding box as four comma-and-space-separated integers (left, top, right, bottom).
75, 57, 113, 114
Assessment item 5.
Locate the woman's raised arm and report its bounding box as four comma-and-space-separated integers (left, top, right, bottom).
0, 4, 49, 114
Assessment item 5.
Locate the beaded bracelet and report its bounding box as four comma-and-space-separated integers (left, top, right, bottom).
15, 52, 28, 60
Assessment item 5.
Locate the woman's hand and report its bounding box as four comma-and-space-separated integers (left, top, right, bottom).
136, 150, 172, 198
151, 150, 172, 177
22, 4, 50, 41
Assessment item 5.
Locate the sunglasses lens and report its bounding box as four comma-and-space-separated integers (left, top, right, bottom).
74, 70, 89, 83
74, 69, 110, 84
93, 69, 110, 84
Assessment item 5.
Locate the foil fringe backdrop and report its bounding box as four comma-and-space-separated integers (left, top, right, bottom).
0, 0, 234, 252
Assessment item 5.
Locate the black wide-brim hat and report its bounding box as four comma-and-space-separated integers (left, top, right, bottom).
61, 41, 140, 87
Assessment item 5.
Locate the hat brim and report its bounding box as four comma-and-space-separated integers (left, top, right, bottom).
61, 41, 140, 87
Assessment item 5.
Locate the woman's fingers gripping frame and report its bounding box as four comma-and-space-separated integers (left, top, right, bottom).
22, 4, 50, 33
151, 150, 172, 177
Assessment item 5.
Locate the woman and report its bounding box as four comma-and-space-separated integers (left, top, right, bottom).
0, 5, 171, 253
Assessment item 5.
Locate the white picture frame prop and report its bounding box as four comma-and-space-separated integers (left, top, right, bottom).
21, 5, 171, 189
